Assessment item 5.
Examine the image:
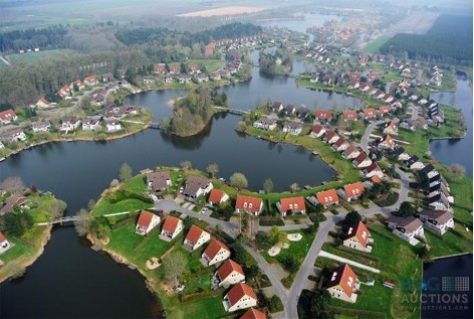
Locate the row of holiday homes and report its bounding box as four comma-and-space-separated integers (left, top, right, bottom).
135, 211, 261, 314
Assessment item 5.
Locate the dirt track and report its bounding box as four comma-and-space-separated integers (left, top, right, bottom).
177, 6, 266, 17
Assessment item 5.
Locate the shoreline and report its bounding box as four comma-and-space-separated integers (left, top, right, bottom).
1, 118, 152, 161
0, 225, 53, 283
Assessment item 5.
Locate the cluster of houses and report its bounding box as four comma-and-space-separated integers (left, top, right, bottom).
134, 211, 261, 314
0, 193, 30, 255
392, 147, 453, 212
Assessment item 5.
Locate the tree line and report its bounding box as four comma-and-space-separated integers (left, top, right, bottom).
380, 14, 473, 65
115, 22, 262, 47
0, 25, 68, 53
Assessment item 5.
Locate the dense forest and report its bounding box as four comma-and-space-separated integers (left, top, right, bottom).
380, 14, 473, 65
171, 88, 227, 137
0, 25, 68, 52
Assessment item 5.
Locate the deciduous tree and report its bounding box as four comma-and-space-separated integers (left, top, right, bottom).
206, 163, 219, 178
163, 251, 189, 288
263, 178, 274, 194
119, 162, 133, 181
230, 172, 248, 191
0, 177, 25, 195
74, 208, 92, 237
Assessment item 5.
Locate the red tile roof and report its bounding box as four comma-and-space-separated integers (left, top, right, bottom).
316, 189, 339, 205
217, 259, 245, 280
371, 175, 382, 184
311, 124, 324, 134
185, 225, 206, 245
353, 152, 368, 164
345, 221, 370, 247
137, 210, 155, 229
209, 189, 225, 203
315, 109, 332, 119
240, 308, 266, 319
344, 182, 364, 198
235, 195, 263, 214
326, 264, 358, 297
363, 108, 376, 118
379, 105, 391, 114
279, 197, 305, 212
342, 110, 357, 120
0, 109, 17, 122
227, 283, 257, 306
333, 137, 346, 147
203, 239, 229, 261
162, 215, 181, 233
325, 130, 336, 141
0, 231, 6, 243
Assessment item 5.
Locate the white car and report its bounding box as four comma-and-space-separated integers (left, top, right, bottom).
201, 207, 208, 214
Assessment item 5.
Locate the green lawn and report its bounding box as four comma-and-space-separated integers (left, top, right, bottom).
424, 224, 472, 257
187, 59, 222, 73
362, 36, 391, 53
5, 49, 73, 64
166, 294, 228, 319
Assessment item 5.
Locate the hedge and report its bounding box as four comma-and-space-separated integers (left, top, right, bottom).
180, 288, 225, 302
259, 217, 284, 226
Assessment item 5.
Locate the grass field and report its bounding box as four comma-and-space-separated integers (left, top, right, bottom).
362, 36, 391, 53
5, 49, 74, 64
187, 59, 222, 73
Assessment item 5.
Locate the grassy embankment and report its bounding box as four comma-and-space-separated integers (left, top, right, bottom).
316, 223, 423, 319
0, 192, 64, 282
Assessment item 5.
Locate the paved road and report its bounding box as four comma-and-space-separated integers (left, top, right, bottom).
359, 120, 385, 152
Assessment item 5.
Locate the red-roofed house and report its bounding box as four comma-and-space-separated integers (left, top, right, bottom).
160, 215, 183, 240
136, 210, 161, 235
378, 105, 391, 116
208, 189, 229, 206
352, 152, 372, 168
240, 308, 266, 319
223, 283, 258, 312
277, 197, 306, 217
168, 64, 181, 74
0, 231, 11, 255
184, 225, 210, 250
363, 163, 384, 179
235, 195, 263, 216
343, 222, 373, 252
362, 108, 376, 119
315, 189, 339, 208
154, 64, 166, 74
342, 144, 360, 159
216, 259, 245, 287
315, 109, 332, 121
339, 182, 365, 202
57, 85, 71, 99
188, 64, 200, 74
374, 134, 395, 149
0, 109, 18, 124
332, 137, 349, 152
202, 239, 231, 266
383, 121, 398, 135
323, 130, 339, 144
326, 264, 360, 303
309, 123, 326, 138
84, 75, 99, 86
342, 110, 358, 121
36, 98, 51, 108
